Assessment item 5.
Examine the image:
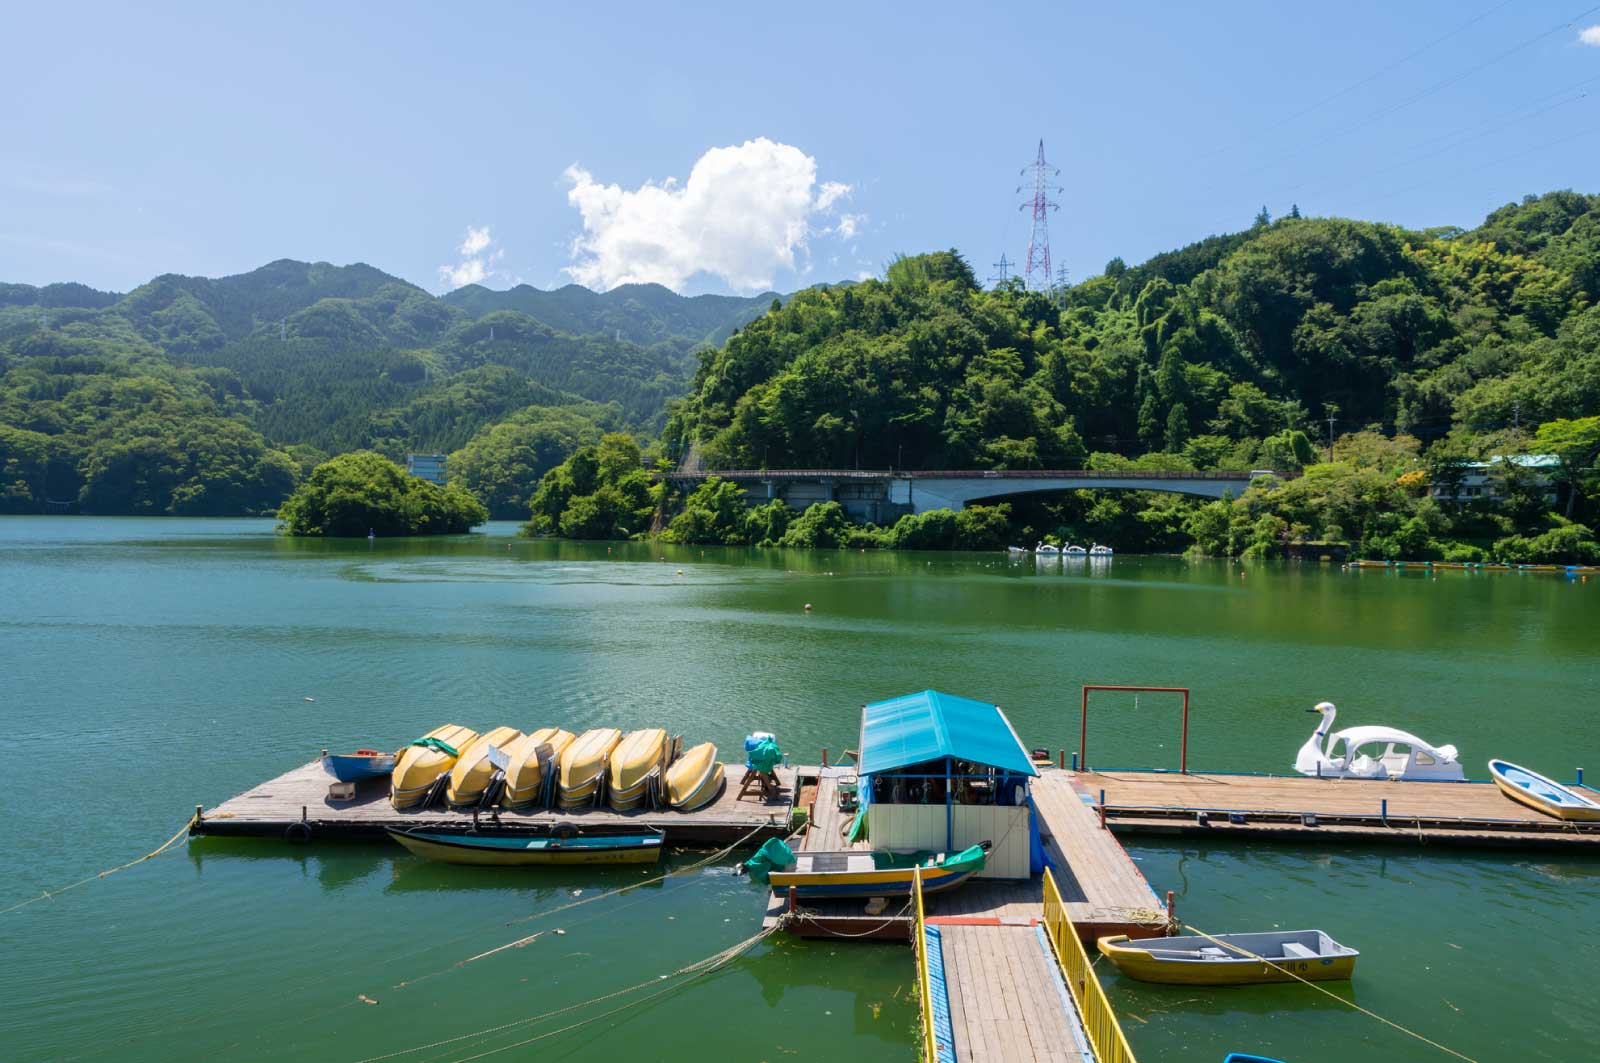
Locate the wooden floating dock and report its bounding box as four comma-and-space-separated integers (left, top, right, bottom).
1080, 769, 1600, 849
764, 768, 1170, 945
192, 758, 798, 845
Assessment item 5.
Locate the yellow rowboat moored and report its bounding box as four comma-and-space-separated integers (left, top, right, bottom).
558, 727, 623, 809
608, 728, 669, 811
1489, 758, 1600, 821
1097, 930, 1358, 985
500, 728, 576, 809
445, 726, 523, 808
664, 742, 725, 812
391, 724, 479, 810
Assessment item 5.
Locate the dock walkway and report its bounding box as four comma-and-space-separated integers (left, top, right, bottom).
1080, 769, 1600, 848
193, 758, 797, 846
937, 923, 1088, 1063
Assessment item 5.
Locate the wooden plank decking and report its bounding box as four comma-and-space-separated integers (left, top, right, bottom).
940, 924, 1088, 1063
193, 758, 797, 845
1080, 770, 1600, 849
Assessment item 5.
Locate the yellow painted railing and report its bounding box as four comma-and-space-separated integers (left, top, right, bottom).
1042, 868, 1139, 1063
913, 868, 938, 1063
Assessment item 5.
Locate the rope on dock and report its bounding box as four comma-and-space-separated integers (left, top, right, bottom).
1183, 924, 1480, 1063
350, 924, 779, 1063
1, 814, 197, 916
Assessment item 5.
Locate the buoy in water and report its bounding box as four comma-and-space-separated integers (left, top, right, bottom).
676, 569, 683, 575
804, 603, 813, 611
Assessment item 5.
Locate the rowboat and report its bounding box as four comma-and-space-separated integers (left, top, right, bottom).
1489, 759, 1600, 821
1223, 1056, 1287, 1062
391, 724, 479, 810
558, 727, 623, 808
664, 742, 724, 812
386, 826, 663, 866
767, 841, 989, 898
445, 726, 524, 809
608, 728, 669, 811
322, 749, 395, 782
1097, 929, 1357, 985
500, 728, 576, 809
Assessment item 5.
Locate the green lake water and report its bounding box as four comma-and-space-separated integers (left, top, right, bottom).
2, 517, 1598, 1062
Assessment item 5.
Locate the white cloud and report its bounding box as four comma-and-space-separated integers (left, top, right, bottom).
563, 138, 853, 292
835, 213, 865, 240
1580, 25, 1600, 46
439, 225, 503, 289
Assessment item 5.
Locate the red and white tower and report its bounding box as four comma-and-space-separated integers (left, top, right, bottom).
1018, 139, 1061, 293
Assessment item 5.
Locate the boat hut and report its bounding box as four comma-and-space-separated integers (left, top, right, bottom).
855, 689, 1042, 880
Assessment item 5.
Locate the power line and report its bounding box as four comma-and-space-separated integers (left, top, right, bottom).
1212, 2, 1600, 191
1202, 0, 1519, 161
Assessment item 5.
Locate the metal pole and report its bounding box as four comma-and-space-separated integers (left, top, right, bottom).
1080, 688, 1089, 772
1180, 690, 1190, 774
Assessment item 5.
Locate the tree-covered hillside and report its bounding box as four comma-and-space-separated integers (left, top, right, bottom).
4, 191, 1597, 552
0, 260, 733, 514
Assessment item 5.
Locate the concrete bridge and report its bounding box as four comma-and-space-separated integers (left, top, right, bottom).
665, 468, 1271, 521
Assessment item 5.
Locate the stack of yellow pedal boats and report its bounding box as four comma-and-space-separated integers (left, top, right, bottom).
388, 723, 727, 814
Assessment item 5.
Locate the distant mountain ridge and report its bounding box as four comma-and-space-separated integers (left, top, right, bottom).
441, 280, 778, 347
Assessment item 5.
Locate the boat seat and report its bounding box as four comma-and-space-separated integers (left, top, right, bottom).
1281, 942, 1318, 960
1199, 947, 1229, 959
845, 854, 876, 872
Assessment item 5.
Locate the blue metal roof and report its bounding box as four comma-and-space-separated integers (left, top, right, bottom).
858, 690, 1038, 777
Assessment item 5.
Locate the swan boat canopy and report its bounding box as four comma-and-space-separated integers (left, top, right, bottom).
1293, 701, 1464, 781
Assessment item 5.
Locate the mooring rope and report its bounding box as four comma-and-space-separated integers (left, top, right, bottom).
1, 814, 197, 916
1182, 924, 1480, 1063
350, 924, 778, 1063
386, 818, 799, 991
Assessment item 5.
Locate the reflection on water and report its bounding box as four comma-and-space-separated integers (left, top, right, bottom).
3, 517, 1599, 1062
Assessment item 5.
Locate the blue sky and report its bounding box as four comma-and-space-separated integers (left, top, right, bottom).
3, 1, 1599, 296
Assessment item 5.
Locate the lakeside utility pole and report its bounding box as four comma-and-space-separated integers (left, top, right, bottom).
1324, 406, 1338, 462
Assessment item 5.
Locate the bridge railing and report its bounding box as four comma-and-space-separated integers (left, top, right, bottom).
913, 869, 939, 1063
665, 468, 1273, 481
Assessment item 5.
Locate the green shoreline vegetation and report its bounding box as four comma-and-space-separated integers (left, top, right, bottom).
4, 194, 1599, 555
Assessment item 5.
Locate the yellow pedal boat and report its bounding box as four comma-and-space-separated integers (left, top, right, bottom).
391, 724, 479, 810
445, 726, 524, 808
1097, 930, 1358, 985
558, 727, 623, 808
500, 728, 576, 809
664, 742, 725, 812
609, 728, 669, 811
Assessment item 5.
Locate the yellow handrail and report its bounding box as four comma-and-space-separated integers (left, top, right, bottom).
1041, 868, 1138, 1063
913, 868, 938, 1063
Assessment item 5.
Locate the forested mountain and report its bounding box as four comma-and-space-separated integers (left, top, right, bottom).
4, 191, 1598, 552
0, 260, 722, 515
442, 282, 776, 347
668, 192, 1600, 468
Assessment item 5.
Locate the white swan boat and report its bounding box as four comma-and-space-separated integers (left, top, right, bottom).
1063, 544, 1088, 556
1089, 544, 1113, 557
1034, 542, 1060, 555
1293, 701, 1464, 781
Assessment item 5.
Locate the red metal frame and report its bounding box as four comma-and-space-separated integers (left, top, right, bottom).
1080, 685, 1191, 774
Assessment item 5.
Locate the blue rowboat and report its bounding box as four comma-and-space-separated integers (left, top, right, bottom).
1489, 759, 1600, 822
387, 826, 664, 866
1223, 1056, 1288, 1063
322, 750, 396, 782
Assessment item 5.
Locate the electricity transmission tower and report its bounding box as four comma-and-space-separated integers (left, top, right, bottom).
1018, 139, 1061, 293
989, 253, 1012, 288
